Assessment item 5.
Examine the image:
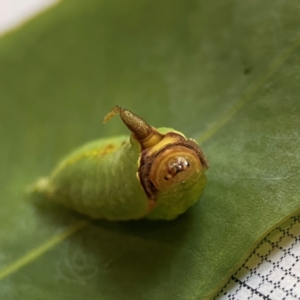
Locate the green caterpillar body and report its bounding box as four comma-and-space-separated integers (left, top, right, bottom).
34, 107, 209, 221
44, 135, 147, 220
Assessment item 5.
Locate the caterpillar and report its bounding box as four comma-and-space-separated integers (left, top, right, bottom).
33, 106, 209, 221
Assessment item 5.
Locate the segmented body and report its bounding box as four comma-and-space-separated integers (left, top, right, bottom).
43, 136, 149, 220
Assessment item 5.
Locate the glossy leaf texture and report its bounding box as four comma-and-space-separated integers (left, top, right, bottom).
1, 0, 300, 299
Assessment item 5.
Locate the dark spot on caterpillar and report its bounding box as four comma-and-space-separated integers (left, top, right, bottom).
244, 67, 251, 75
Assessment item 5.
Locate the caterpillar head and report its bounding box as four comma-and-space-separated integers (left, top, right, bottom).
138, 132, 209, 202
149, 145, 203, 191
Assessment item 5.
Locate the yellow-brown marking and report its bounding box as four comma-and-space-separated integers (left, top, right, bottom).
99, 143, 116, 156
60, 144, 118, 171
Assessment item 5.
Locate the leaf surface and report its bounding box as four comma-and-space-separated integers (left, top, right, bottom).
1, 0, 300, 299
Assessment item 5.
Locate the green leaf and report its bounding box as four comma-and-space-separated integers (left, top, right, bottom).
1, 0, 300, 299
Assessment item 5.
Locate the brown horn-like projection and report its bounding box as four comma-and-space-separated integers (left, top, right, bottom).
103, 105, 164, 149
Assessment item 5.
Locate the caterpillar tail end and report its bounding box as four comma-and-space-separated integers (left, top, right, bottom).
25, 177, 52, 197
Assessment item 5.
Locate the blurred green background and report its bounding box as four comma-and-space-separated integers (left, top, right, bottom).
1, 0, 300, 299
